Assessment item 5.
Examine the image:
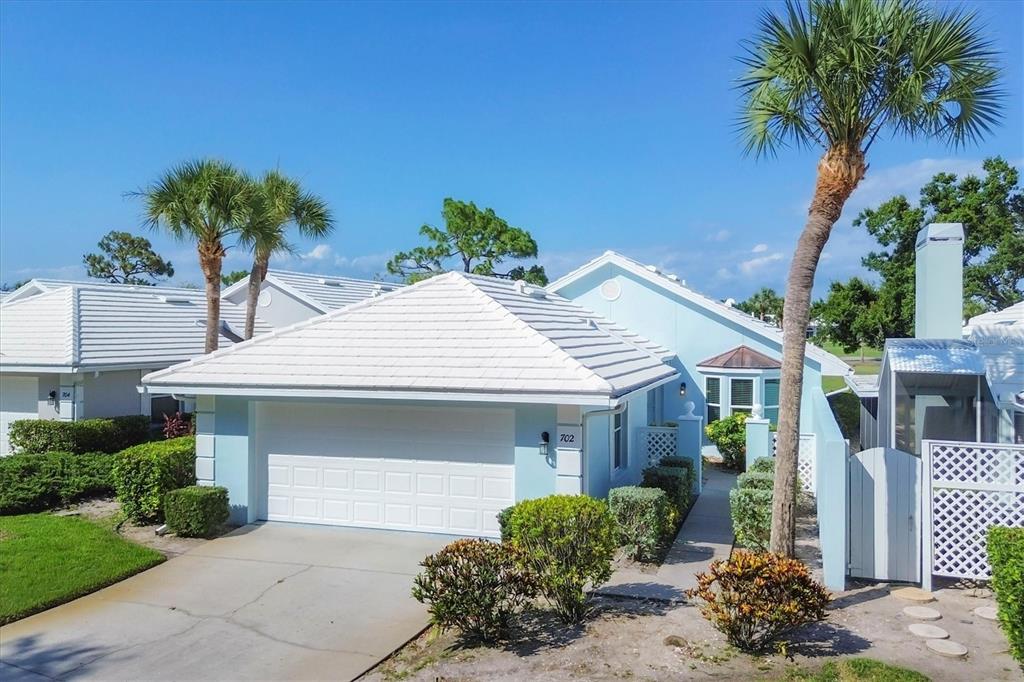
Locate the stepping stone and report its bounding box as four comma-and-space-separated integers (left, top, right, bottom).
910, 623, 949, 639
904, 606, 942, 621
973, 606, 999, 621
893, 587, 935, 603
926, 639, 968, 659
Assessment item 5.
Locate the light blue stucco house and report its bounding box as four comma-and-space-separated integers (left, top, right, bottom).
141, 258, 850, 566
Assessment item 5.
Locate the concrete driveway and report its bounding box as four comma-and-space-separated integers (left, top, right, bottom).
0, 523, 452, 681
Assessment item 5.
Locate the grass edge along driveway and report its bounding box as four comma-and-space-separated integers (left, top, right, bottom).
0, 513, 164, 625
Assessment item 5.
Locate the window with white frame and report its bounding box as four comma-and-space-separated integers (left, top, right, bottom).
613, 407, 628, 470
706, 377, 721, 423
731, 378, 754, 415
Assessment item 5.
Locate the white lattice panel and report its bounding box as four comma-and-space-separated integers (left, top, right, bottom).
640, 427, 677, 465
771, 432, 817, 495
924, 441, 1024, 583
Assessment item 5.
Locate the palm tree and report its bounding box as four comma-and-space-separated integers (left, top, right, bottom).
738, 0, 1002, 556
739, 287, 784, 325
237, 170, 334, 339
138, 160, 252, 353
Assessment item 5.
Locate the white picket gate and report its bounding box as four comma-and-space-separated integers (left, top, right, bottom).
921, 440, 1024, 590
638, 426, 677, 465
772, 432, 817, 494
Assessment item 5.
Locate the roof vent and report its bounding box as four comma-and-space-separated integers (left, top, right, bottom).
156, 295, 191, 304
645, 264, 659, 273
724, 298, 735, 308
666, 274, 679, 282
513, 279, 527, 294
318, 278, 344, 287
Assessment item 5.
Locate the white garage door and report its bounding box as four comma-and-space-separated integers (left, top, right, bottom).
255, 402, 516, 537
0, 375, 38, 454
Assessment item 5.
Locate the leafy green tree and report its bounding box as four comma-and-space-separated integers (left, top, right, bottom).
1, 280, 29, 291
136, 159, 252, 353
83, 231, 174, 285
221, 270, 249, 287
237, 170, 334, 339
812, 277, 892, 357
737, 0, 1002, 556
387, 198, 547, 286
856, 157, 1024, 335
737, 287, 784, 327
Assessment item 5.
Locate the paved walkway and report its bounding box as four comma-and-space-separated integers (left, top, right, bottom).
601, 467, 736, 602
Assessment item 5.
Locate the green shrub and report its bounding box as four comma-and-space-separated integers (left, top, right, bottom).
687, 550, 829, 652
658, 455, 691, 469
112, 436, 196, 522
496, 505, 514, 541
0, 452, 114, 514
8, 415, 151, 455
749, 457, 776, 474
705, 413, 748, 469
987, 526, 1024, 666
608, 486, 670, 562
505, 495, 617, 623
730, 488, 772, 551
412, 538, 537, 642
641, 464, 694, 516
164, 485, 229, 538
737, 471, 775, 492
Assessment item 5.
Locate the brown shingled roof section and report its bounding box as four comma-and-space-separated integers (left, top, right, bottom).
698, 345, 781, 369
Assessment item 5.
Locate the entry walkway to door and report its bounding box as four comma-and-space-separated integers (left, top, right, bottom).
0, 524, 451, 682
601, 466, 736, 602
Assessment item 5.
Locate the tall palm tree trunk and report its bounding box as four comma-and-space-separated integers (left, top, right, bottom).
770, 146, 865, 556
198, 241, 225, 354
243, 254, 270, 340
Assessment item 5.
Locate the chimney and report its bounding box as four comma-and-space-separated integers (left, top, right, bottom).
915, 222, 964, 339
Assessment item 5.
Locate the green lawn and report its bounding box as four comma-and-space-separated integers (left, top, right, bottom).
822, 360, 879, 394
817, 341, 883, 360
788, 657, 929, 681
0, 513, 164, 624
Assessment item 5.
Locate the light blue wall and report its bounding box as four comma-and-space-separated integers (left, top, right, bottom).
584, 391, 648, 499
558, 266, 821, 432
515, 403, 558, 500
213, 396, 256, 524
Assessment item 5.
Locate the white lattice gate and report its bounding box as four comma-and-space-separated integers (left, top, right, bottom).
921, 440, 1024, 591
639, 426, 677, 465
772, 433, 817, 495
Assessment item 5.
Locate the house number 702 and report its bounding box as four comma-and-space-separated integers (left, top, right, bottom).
559, 434, 576, 444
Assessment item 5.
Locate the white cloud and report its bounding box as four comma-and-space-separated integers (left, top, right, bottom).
705, 229, 731, 243
751, 243, 768, 253
739, 252, 785, 276
303, 244, 333, 261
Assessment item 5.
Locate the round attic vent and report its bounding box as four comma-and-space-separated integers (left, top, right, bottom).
258, 289, 272, 308
600, 279, 621, 301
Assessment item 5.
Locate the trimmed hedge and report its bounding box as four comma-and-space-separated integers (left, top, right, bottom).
112, 437, 196, 523
729, 488, 772, 552
641, 464, 694, 515
504, 495, 617, 624
165, 486, 229, 538
737, 471, 775, 492
8, 415, 150, 455
658, 456, 692, 470
749, 457, 775, 474
0, 452, 114, 514
987, 526, 1024, 666
609, 486, 670, 561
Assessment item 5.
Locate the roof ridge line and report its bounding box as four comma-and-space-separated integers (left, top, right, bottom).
453, 274, 613, 392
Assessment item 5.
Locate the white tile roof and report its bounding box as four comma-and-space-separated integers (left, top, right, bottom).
143, 272, 678, 404
969, 326, 1024, 408
222, 269, 402, 313
884, 339, 987, 375
963, 301, 1023, 334
547, 251, 852, 376
844, 373, 879, 397
0, 280, 269, 371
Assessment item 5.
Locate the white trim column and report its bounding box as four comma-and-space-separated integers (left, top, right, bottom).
556, 404, 583, 494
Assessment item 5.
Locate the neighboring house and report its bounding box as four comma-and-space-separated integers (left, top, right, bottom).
0, 280, 268, 453
847, 223, 1024, 450
547, 251, 850, 438
221, 269, 401, 328
0, 272, 396, 453
141, 272, 679, 533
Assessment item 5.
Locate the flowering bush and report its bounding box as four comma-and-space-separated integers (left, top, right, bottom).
412, 538, 536, 642
687, 550, 830, 652
162, 411, 194, 439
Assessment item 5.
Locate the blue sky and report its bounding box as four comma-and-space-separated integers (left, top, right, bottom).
1, 1, 1021, 299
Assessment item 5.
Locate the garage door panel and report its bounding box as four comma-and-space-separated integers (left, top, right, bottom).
257, 403, 515, 537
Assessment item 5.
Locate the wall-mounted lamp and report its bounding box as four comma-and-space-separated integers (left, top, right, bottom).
47, 390, 57, 406
539, 431, 550, 457
679, 382, 687, 397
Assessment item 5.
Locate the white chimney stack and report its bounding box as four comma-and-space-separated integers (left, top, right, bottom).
915, 222, 964, 339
